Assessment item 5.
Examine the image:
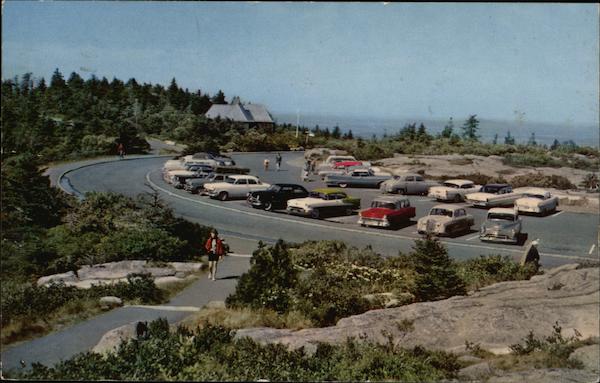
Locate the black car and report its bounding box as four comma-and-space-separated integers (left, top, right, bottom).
480, 183, 512, 194
247, 184, 309, 211
184, 173, 228, 194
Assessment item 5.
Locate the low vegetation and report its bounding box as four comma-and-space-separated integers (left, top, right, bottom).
1, 274, 164, 345
226, 238, 537, 327
1, 156, 214, 344
18, 321, 461, 381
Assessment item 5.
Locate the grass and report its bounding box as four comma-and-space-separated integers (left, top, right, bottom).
180, 306, 313, 331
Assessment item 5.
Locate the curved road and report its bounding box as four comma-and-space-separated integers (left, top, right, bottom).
63, 152, 599, 267
2, 152, 597, 373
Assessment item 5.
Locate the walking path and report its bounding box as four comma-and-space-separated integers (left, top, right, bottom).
1, 254, 252, 373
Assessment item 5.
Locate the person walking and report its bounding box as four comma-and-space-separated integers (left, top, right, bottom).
263, 158, 270, 171
204, 230, 225, 281
275, 153, 282, 171
301, 160, 310, 182
310, 159, 316, 174
117, 143, 125, 159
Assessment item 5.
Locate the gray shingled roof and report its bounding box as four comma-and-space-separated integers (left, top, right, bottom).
205, 103, 273, 124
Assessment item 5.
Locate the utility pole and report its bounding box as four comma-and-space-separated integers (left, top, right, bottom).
295, 109, 300, 138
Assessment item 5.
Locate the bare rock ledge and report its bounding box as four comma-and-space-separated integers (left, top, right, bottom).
235, 264, 599, 355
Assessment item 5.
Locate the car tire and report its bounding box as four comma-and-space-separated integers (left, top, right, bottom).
218, 192, 229, 201
311, 209, 320, 219
345, 207, 353, 216
453, 194, 462, 203
339, 183, 348, 188
398, 189, 406, 195
264, 202, 273, 211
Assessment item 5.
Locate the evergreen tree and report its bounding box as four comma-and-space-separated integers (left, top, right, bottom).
211, 90, 226, 105
331, 125, 341, 139
409, 237, 466, 301
346, 129, 353, 139
504, 131, 515, 145
323, 127, 331, 138
550, 139, 560, 151
527, 132, 537, 146
461, 114, 480, 141
492, 133, 498, 145
440, 117, 454, 138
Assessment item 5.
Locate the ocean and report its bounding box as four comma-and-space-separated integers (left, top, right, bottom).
273, 113, 599, 148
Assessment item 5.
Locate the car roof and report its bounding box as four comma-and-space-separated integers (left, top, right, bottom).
444, 179, 475, 185
513, 187, 549, 195
431, 204, 462, 211
228, 175, 257, 180
488, 208, 517, 215
373, 196, 410, 203
274, 183, 306, 188
312, 188, 346, 194
483, 183, 510, 188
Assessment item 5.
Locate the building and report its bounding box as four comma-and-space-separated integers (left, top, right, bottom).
205, 99, 274, 130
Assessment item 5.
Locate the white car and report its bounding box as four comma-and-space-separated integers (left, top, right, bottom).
286, 188, 361, 219
417, 204, 475, 236
465, 184, 525, 208
205, 175, 270, 201
428, 179, 482, 202
514, 187, 559, 215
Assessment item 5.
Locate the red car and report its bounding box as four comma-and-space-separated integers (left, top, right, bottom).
358, 196, 415, 228
333, 160, 364, 169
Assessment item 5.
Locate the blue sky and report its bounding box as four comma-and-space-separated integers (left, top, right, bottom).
2, 2, 598, 125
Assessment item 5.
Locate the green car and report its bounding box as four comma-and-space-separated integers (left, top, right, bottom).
286, 188, 361, 219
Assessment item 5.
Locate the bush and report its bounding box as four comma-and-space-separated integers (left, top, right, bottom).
457, 255, 538, 290
226, 241, 298, 313
20, 322, 460, 381
503, 153, 563, 168
510, 173, 575, 190
437, 172, 507, 186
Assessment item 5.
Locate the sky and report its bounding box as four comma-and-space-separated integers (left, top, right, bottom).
2, 2, 599, 126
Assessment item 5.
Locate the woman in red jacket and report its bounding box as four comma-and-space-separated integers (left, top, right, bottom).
205, 230, 225, 281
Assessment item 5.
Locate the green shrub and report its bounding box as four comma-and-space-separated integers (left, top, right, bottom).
457, 255, 538, 290
20, 322, 460, 381
502, 153, 563, 168
226, 241, 299, 313
510, 173, 575, 190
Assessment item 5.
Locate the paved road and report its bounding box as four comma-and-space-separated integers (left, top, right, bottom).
4, 151, 597, 373
1, 255, 251, 373
62, 152, 599, 267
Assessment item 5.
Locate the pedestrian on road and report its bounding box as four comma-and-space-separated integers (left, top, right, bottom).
310, 159, 316, 174
117, 143, 125, 159
275, 153, 282, 171
302, 160, 310, 182
205, 230, 225, 281
263, 158, 270, 171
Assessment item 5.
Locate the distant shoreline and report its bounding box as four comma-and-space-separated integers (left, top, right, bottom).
273, 113, 599, 147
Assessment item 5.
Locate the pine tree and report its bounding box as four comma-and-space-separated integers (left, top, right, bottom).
346, 129, 354, 139
504, 131, 515, 145
550, 139, 560, 151
527, 132, 537, 146
409, 237, 466, 301
441, 117, 454, 138
461, 114, 480, 141
211, 90, 226, 105
332, 125, 341, 139
492, 133, 498, 145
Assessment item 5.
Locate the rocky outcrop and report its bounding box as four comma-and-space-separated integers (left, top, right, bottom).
37, 260, 205, 289
236, 264, 599, 355
92, 322, 137, 354
486, 368, 599, 383
569, 344, 600, 374
99, 296, 123, 309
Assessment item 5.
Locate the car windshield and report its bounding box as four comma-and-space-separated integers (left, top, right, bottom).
309, 192, 324, 199
482, 185, 504, 193
371, 201, 396, 209
443, 182, 459, 188
268, 185, 281, 192
525, 194, 546, 199
430, 208, 452, 217
488, 213, 515, 221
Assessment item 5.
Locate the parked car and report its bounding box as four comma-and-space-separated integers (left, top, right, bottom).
417, 204, 474, 236
286, 188, 361, 219
247, 183, 309, 211
184, 173, 230, 194
514, 187, 559, 215
465, 184, 525, 208
358, 196, 415, 228
205, 175, 270, 201
169, 170, 211, 189
428, 179, 482, 202
380, 173, 438, 195
316, 155, 358, 178
325, 168, 392, 188
479, 208, 522, 244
